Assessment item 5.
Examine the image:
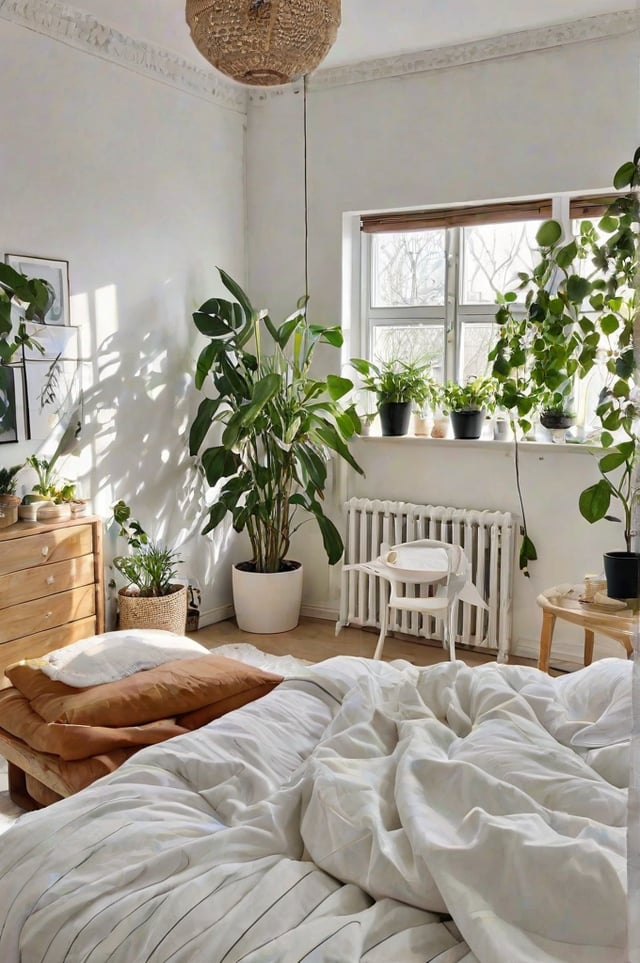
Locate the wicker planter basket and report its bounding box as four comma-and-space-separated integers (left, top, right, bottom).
118, 584, 188, 634
0, 494, 20, 529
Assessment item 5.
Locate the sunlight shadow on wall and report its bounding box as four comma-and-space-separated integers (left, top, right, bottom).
66, 279, 241, 627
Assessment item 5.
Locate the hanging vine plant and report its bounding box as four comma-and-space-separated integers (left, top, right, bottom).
489, 147, 640, 575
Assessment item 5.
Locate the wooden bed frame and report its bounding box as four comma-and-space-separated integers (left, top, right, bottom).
0, 729, 70, 811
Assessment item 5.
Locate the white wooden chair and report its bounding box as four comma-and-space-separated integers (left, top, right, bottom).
344, 538, 487, 661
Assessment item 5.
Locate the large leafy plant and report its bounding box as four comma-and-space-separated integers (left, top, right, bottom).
490, 149, 640, 571
189, 269, 363, 573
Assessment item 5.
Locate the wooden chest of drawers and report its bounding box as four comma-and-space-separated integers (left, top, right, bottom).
0, 516, 104, 684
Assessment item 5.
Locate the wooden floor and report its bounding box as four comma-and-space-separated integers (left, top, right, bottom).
193, 616, 550, 670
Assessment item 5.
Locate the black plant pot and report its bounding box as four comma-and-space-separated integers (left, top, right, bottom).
450, 409, 485, 440
603, 551, 640, 600
379, 402, 412, 436
540, 410, 575, 431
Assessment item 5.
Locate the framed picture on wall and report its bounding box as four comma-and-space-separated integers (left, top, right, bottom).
21, 323, 79, 362
24, 358, 81, 441
5, 253, 70, 326
0, 365, 27, 444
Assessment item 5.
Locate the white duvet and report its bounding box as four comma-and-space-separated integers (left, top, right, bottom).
0, 656, 630, 962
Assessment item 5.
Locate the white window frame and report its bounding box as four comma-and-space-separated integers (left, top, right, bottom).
357, 195, 581, 386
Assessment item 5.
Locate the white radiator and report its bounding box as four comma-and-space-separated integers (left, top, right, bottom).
337, 497, 515, 661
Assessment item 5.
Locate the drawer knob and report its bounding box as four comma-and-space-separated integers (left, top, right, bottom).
41, 546, 49, 557
46, 575, 55, 585
45, 611, 52, 619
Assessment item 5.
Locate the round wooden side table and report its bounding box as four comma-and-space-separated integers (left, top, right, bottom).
536, 588, 635, 673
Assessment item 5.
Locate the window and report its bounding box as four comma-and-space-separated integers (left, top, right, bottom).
358, 193, 622, 428
361, 201, 551, 385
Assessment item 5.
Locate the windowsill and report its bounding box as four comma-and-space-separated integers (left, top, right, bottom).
354, 434, 600, 454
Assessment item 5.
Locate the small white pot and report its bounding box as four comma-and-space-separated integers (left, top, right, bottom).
412, 412, 433, 436
232, 561, 303, 634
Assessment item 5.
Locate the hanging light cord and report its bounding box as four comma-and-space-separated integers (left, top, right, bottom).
303, 74, 309, 304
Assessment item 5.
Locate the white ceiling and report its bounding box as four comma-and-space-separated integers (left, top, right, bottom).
77, 0, 630, 70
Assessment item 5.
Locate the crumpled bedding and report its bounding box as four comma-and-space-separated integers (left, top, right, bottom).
0, 655, 630, 962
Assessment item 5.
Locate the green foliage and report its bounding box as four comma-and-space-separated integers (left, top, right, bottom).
441, 375, 496, 413
350, 357, 436, 408
111, 499, 180, 597
0, 464, 22, 496
0, 263, 51, 364
25, 455, 76, 503
189, 269, 364, 573
490, 148, 640, 567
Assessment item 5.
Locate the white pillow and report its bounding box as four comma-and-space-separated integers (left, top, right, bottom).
38, 629, 210, 687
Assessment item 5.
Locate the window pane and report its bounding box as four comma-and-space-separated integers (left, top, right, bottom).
461, 221, 543, 304
372, 324, 445, 379
371, 230, 446, 307
460, 322, 497, 382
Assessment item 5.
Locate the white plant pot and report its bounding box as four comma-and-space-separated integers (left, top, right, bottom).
232, 561, 303, 634
412, 412, 433, 436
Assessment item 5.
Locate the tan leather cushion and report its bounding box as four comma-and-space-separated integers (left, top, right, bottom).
0, 687, 188, 760
6, 655, 283, 727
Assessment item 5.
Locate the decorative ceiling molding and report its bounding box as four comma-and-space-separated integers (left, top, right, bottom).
0, 0, 247, 113
250, 8, 640, 102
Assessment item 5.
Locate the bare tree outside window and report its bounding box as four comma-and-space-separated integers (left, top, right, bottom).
461, 222, 542, 304
372, 325, 444, 378
372, 230, 446, 307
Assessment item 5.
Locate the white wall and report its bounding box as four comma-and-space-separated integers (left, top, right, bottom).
247, 33, 640, 659
0, 18, 247, 624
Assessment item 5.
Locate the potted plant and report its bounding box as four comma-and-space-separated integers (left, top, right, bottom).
0, 464, 22, 529
22, 402, 84, 519
442, 375, 496, 439
491, 148, 640, 576
579, 433, 639, 599
189, 268, 363, 634
112, 500, 187, 632
350, 357, 435, 436
24, 454, 75, 517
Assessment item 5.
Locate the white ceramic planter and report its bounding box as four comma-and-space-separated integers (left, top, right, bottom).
232, 561, 303, 633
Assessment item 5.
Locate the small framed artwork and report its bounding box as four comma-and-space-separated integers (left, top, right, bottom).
0, 365, 27, 444
5, 253, 70, 326
22, 323, 79, 362
24, 358, 81, 440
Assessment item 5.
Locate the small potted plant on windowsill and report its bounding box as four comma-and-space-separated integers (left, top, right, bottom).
350, 357, 435, 437
112, 500, 187, 633
442, 375, 496, 439
539, 386, 576, 434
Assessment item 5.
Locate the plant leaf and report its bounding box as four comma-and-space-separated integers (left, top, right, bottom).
536, 220, 562, 246
579, 479, 611, 523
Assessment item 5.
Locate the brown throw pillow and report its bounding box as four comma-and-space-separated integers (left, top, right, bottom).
0, 687, 188, 759
7, 655, 283, 728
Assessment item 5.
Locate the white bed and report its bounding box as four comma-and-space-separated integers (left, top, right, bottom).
0, 655, 630, 962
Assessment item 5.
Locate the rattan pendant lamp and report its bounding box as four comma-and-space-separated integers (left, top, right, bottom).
185, 0, 341, 86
